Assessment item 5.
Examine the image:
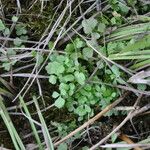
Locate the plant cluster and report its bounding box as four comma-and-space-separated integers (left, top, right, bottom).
45, 37, 123, 120
0, 17, 28, 71
0, 0, 150, 149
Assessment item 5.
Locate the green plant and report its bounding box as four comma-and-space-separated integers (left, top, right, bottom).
81, 17, 105, 51
51, 121, 80, 150
0, 96, 26, 150
33, 96, 54, 150
0, 17, 28, 71
19, 96, 43, 150
45, 38, 122, 120
0, 1, 149, 149
109, 0, 130, 14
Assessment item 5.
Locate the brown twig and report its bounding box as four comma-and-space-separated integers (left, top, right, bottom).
119, 134, 142, 150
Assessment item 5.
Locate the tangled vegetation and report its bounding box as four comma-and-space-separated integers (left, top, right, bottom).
0, 0, 150, 150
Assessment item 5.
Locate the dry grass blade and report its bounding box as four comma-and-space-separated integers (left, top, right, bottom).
119, 134, 142, 150
16, 0, 21, 13
100, 143, 150, 149
0, 147, 11, 150
128, 70, 150, 85
1, 73, 49, 79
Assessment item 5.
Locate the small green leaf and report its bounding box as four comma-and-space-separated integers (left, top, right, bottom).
105, 69, 112, 74
86, 39, 98, 49
49, 75, 57, 84
56, 55, 66, 63
14, 37, 22, 46
46, 61, 65, 75
103, 88, 113, 98
96, 60, 104, 69
82, 17, 98, 34
20, 35, 28, 41
95, 85, 101, 92
98, 23, 106, 33
82, 47, 93, 59
48, 41, 54, 49
2, 61, 16, 71
57, 143, 67, 150
101, 85, 106, 92
111, 65, 120, 77
90, 100, 96, 105
111, 133, 118, 143
49, 54, 57, 61
78, 116, 83, 121
15, 24, 27, 36
75, 105, 87, 116
63, 74, 74, 82
12, 16, 18, 22
118, 2, 129, 14
54, 97, 65, 108
36, 53, 43, 66
111, 92, 116, 98
116, 78, 126, 84
69, 83, 75, 90
59, 83, 69, 96
60, 89, 67, 96
137, 84, 147, 91
65, 43, 75, 53
74, 71, 86, 85
31, 51, 36, 57
111, 17, 116, 25
3, 28, 10, 36
91, 32, 100, 40
22, 29, 27, 34
59, 83, 69, 90
69, 83, 75, 96
52, 91, 60, 98
74, 38, 85, 49
85, 105, 91, 113
84, 85, 91, 91
82, 146, 89, 150
7, 49, 16, 55
0, 19, 5, 31
66, 101, 74, 112
2, 62, 11, 71
78, 96, 87, 104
